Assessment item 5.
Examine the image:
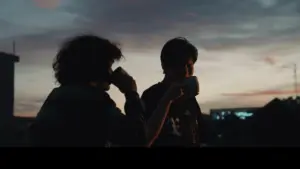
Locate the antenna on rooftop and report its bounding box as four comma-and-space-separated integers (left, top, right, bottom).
12, 40, 16, 55
294, 63, 298, 98
281, 63, 298, 98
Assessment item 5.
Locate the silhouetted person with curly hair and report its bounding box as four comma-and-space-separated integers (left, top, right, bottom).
29, 35, 184, 147
28, 35, 147, 147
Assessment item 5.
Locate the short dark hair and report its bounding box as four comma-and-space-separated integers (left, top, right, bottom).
53, 34, 123, 85
160, 37, 198, 73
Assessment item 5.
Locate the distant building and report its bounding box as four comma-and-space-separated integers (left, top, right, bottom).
0, 52, 19, 123
0, 52, 35, 146
210, 107, 260, 120
209, 107, 261, 146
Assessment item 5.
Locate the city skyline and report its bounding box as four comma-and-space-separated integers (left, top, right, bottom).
0, 0, 300, 116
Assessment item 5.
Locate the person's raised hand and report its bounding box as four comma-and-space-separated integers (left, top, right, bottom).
163, 83, 185, 102
110, 67, 137, 94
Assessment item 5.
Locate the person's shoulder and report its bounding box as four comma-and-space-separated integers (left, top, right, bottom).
188, 97, 202, 114
141, 82, 165, 100
46, 85, 113, 113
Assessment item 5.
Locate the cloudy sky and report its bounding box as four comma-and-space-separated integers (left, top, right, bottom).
1, 0, 300, 116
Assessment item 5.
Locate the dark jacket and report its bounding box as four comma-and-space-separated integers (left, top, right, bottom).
29, 85, 146, 147
142, 82, 203, 147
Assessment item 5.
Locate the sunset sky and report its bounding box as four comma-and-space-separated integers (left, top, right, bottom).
0, 0, 300, 116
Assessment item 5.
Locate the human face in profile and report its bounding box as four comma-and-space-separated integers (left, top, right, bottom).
186, 59, 194, 76
91, 61, 114, 91
102, 68, 113, 91
102, 61, 114, 91
171, 58, 194, 82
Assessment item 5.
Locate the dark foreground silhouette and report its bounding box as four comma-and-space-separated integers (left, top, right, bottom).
27, 35, 184, 147
0, 96, 299, 147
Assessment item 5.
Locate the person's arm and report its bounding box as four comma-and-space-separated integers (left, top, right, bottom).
109, 68, 147, 146
124, 91, 145, 121
111, 90, 174, 147
114, 89, 174, 147
141, 84, 183, 147
106, 91, 146, 147
110, 67, 182, 146
144, 94, 173, 147
111, 90, 173, 147
122, 91, 147, 146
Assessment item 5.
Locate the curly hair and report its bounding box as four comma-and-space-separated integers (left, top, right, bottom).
160, 37, 198, 73
53, 34, 123, 85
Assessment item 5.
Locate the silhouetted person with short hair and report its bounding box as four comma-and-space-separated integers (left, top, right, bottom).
141, 37, 204, 147
29, 35, 183, 147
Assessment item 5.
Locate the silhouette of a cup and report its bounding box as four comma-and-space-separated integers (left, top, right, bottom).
110, 66, 130, 85
183, 76, 199, 98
